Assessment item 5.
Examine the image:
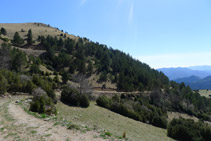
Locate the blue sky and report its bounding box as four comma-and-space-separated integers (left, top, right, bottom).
1, 0, 211, 68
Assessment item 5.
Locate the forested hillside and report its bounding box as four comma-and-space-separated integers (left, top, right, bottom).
1, 23, 211, 140
38, 34, 169, 92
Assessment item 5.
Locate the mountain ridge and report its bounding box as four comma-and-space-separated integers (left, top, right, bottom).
158, 66, 211, 80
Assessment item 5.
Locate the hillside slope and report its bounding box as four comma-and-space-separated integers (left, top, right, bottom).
175, 75, 211, 90
56, 101, 174, 141
0, 22, 169, 92
188, 76, 211, 90
0, 23, 77, 41
1, 23, 211, 140
0, 95, 174, 141
174, 75, 201, 83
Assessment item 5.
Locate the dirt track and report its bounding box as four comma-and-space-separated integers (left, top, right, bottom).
0, 96, 106, 141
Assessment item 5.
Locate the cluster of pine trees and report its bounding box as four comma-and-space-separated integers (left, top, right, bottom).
12, 29, 33, 46
37, 35, 169, 92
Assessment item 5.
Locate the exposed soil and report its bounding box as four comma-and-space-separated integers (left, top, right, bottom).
0, 95, 106, 141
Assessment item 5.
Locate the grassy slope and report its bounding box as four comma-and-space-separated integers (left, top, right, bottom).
199, 90, 211, 98
0, 23, 77, 41
0, 23, 117, 90
56, 102, 174, 141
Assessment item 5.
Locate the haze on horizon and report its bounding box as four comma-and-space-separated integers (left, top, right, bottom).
1, 0, 211, 69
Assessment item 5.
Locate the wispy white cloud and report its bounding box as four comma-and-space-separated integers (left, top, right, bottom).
128, 3, 134, 24
136, 52, 211, 69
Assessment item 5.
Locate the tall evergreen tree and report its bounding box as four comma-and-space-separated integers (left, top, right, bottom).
0, 74, 8, 94
78, 59, 86, 75
12, 32, 24, 46
87, 60, 93, 75
0, 27, 7, 36
27, 29, 33, 45
62, 71, 69, 84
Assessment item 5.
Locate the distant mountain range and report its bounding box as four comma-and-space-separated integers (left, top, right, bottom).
158, 66, 211, 90
188, 65, 211, 71
158, 66, 211, 80
174, 75, 211, 90
174, 75, 201, 83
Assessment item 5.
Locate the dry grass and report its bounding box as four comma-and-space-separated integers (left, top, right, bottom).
0, 23, 77, 41
13, 46, 45, 57
88, 73, 117, 90
56, 101, 174, 141
199, 90, 211, 98
167, 112, 198, 122
39, 65, 53, 74
0, 23, 118, 90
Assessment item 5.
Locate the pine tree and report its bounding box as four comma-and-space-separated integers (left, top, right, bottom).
0, 74, 8, 94
87, 60, 93, 75
0, 27, 7, 36
27, 29, 33, 45
62, 72, 69, 84
13, 32, 24, 46
78, 59, 86, 75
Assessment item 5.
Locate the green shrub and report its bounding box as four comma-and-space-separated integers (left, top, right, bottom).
0, 36, 9, 42
0, 74, 8, 94
32, 75, 56, 100
61, 87, 90, 108
68, 124, 80, 130
96, 95, 111, 108
105, 132, 112, 136
167, 118, 211, 141
30, 64, 40, 74
80, 94, 90, 107
96, 95, 167, 128
151, 115, 167, 129
61, 87, 79, 105
30, 88, 56, 115
22, 80, 36, 94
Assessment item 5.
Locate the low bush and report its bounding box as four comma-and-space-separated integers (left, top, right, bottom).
96, 95, 167, 129
80, 94, 90, 107
61, 87, 90, 108
151, 114, 167, 129
167, 118, 211, 141
96, 95, 111, 108
32, 74, 56, 100
30, 88, 57, 115
0, 74, 8, 95
30, 64, 41, 74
